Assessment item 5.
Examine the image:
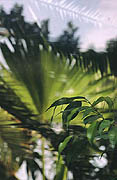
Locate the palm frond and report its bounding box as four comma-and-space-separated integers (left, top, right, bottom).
0, 107, 33, 177
1, 35, 116, 124
28, 0, 116, 27
0, 37, 95, 121
0, 23, 116, 180
0, 71, 37, 124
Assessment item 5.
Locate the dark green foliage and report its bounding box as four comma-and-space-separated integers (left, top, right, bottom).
58, 135, 72, 155
81, 49, 108, 76
83, 114, 102, 125
87, 121, 99, 144
106, 38, 117, 76
108, 126, 117, 148
49, 95, 117, 179
92, 96, 113, 109
49, 95, 116, 147
26, 158, 48, 180
51, 22, 80, 63
99, 120, 112, 134
0, 78, 36, 123
0, 4, 117, 77
62, 101, 82, 128
46, 96, 85, 111
0, 4, 117, 180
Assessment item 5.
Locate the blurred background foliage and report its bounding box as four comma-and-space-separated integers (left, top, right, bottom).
0, 4, 117, 180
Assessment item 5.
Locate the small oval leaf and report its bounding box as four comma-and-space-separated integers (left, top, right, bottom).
92, 96, 113, 110
62, 101, 82, 127
58, 135, 73, 154
87, 121, 99, 144
82, 107, 95, 119
46, 96, 85, 111
83, 114, 102, 125
99, 120, 112, 134
108, 127, 117, 149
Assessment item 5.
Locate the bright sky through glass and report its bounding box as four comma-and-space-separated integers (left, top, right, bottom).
0, 0, 117, 51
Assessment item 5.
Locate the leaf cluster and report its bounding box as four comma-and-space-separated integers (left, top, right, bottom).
48, 95, 117, 151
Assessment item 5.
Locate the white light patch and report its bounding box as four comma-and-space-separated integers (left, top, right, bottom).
90, 155, 108, 168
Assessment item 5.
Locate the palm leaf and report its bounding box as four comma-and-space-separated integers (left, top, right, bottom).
0, 25, 116, 179
1, 34, 116, 123
0, 72, 37, 124
27, 0, 116, 27
0, 107, 33, 177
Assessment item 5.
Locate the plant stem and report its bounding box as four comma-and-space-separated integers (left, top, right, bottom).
42, 137, 45, 180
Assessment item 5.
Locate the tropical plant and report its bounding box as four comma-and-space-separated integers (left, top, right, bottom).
48, 95, 117, 179
0, 4, 117, 78
48, 96, 114, 144
0, 4, 117, 180
0, 36, 116, 180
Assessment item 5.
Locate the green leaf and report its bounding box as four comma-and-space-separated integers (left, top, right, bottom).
50, 106, 57, 123
82, 107, 95, 119
46, 96, 85, 111
87, 121, 99, 144
78, 106, 90, 111
92, 96, 113, 109
99, 120, 112, 134
99, 133, 109, 140
66, 136, 81, 165
62, 101, 82, 127
108, 127, 117, 149
83, 114, 102, 125
58, 135, 72, 154
71, 106, 90, 113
